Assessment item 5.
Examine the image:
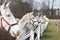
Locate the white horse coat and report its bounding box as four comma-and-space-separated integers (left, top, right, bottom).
0, 1, 19, 37
18, 12, 34, 36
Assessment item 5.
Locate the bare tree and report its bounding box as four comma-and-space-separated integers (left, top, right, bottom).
28, 0, 33, 10
40, 1, 48, 15
51, 0, 55, 16
46, 0, 50, 16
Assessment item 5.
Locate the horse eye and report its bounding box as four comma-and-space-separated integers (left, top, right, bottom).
6, 14, 10, 17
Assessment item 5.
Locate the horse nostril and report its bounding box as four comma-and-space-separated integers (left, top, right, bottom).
12, 32, 15, 36
12, 31, 19, 37
17, 31, 19, 36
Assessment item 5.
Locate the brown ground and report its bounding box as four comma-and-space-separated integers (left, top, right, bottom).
0, 29, 16, 40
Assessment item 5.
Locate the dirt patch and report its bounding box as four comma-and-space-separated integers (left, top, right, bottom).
0, 29, 16, 40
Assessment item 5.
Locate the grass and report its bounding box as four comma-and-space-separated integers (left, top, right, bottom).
41, 22, 60, 40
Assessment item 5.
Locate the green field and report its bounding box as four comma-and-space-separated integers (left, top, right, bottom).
41, 22, 60, 40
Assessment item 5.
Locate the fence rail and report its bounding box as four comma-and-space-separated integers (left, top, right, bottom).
16, 21, 49, 40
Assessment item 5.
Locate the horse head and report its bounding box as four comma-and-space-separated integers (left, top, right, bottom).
0, 1, 20, 37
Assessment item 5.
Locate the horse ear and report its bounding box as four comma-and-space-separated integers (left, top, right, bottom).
1, 1, 11, 8
5, 1, 11, 7
1, 2, 6, 9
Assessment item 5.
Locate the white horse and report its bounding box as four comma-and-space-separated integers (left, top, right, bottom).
18, 12, 35, 37
38, 15, 49, 36
0, 1, 20, 37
